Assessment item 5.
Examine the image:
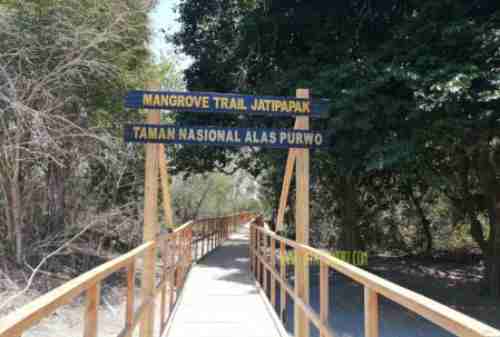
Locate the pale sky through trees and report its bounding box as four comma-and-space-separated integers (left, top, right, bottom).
150, 0, 192, 70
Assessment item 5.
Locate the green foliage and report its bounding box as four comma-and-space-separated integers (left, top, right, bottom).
173, 0, 500, 285
0, 0, 161, 263
171, 170, 262, 224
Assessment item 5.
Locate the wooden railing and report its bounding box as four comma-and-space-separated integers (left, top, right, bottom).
0, 212, 254, 337
250, 223, 500, 337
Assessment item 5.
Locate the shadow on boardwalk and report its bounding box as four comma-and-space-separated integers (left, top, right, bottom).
197, 236, 256, 288
165, 228, 286, 337
181, 227, 500, 337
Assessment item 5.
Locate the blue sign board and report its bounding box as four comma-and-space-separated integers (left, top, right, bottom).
124, 124, 333, 149
125, 91, 329, 118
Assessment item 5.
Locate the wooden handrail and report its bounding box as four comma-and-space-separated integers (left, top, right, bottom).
250, 224, 500, 337
0, 212, 253, 337
0, 242, 153, 337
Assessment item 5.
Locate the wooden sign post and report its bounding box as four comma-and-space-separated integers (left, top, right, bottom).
294, 88, 310, 337
138, 84, 175, 337
140, 107, 160, 337
125, 87, 329, 337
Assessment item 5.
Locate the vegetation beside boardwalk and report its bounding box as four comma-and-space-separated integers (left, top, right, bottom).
0, 0, 259, 288
172, 0, 500, 297
0, 0, 499, 324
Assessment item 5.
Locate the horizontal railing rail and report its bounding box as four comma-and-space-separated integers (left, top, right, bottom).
250, 223, 500, 337
0, 212, 254, 337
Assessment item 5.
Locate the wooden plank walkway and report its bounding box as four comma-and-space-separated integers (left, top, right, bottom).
164, 225, 288, 337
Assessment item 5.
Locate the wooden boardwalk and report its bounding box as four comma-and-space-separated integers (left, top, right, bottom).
164, 226, 287, 337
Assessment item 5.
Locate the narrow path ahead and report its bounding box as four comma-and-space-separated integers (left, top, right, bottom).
165, 226, 287, 337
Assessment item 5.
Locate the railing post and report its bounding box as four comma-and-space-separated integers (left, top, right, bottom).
320, 261, 329, 337
254, 227, 258, 276
211, 224, 214, 251
126, 262, 135, 330
251, 226, 256, 275
280, 241, 286, 322
193, 224, 198, 262
182, 231, 185, 281
184, 230, 189, 279
271, 238, 276, 308
249, 225, 254, 273
203, 223, 207, 256
263, 234, 268, 294
168, 237, 175, 313
206, 222, 209, 254
210, 224, 214, 251
160, 279, 167, 335
175, 233, 182, 289
295, 247, 309, 337
215, 223, 219, 247
215, 222, 218, 247
364, 287, 379, 337
212, 223, 215, 249
216, 222, 219, 247
256, 230, 261, 283
140, 242, 157, 337
83, 283, 100, 337
189, 228, 194, 264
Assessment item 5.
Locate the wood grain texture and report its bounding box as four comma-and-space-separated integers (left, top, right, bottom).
295, 88, 310, 337
83, 283, 101, 337
263, 236, 268, 294
159, 144, 174, 228
270, 238, 276, 307
364, 287, 379, 337
140, 107, 161, 337
276, 145, 297, 230
279, 241, 286, 322
320, 261, 329, 337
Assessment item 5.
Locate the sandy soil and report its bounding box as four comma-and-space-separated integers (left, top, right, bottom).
0, 284, 168, 337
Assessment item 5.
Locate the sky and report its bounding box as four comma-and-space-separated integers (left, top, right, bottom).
150, 0, 193, 70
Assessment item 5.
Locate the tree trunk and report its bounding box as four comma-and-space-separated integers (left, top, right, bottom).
478, 147, 500, 297
408, 189, 433, 254
0, 180, 14, 242
11, 179, 22, 263
470, 216, 487, 252
47, 162, 66, 234
485, 193, 500, 298
421, 217, 433, 254
337, 175, 363, 251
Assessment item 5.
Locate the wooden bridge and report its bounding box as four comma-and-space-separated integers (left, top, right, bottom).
1, 212, 500, 337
